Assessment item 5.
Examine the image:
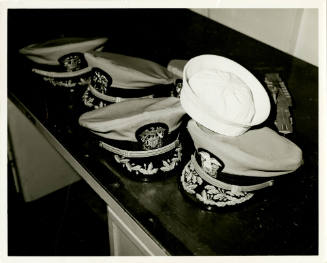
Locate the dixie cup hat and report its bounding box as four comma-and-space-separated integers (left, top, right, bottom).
180, 54, 271, 136
180, 119, 303, 209
81, 51, 179, 109
79, 97, 186, 181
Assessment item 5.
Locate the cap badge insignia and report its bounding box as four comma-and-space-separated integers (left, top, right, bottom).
91, 68, 113, 94
199, 151, 223, 179
59, 52, 87, 72
174, 79, 183, 97
137, 124, 168, 151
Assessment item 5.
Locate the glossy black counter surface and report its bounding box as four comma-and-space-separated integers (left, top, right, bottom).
8, 9, 318, 255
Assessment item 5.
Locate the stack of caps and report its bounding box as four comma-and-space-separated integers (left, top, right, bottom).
19, 37, 109, 126
79, 97, 186, 181
82, 51, 178, 109
19, 37, 182, 122
179, 55, 303, 209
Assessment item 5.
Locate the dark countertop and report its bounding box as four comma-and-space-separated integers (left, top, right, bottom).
7, 9, 318, 255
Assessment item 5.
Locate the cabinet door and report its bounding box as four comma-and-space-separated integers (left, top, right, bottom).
107, 205, 168, 256
8, 99, 81, 202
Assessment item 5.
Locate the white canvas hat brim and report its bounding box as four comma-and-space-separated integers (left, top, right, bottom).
180, 55, 271, 136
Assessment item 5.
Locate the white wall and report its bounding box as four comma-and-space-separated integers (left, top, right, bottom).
293, 9, 318, 66
191, 8, 318, 66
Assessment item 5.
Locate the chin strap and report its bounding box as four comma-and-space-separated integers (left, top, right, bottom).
32, 67, 92, 78
89, 84, 153, 103
191, 154, 274, 193
99, 137, 180, 158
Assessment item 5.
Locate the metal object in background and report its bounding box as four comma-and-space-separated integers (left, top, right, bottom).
265, 73, 293, 134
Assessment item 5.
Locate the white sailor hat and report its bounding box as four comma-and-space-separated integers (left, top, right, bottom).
81, 51, 178, 109
180, 119, 303, 209
79, 97, 186, 181
180, 54, 271, 136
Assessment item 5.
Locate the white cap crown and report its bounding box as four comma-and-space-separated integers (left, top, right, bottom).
181, 55, 270, 136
